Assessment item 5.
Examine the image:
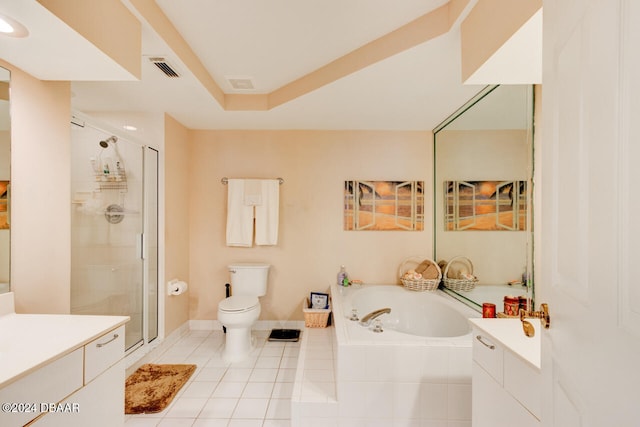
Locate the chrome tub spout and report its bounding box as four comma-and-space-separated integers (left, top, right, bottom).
359, 307, 391, 327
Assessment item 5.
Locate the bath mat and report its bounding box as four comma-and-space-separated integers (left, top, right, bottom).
124, 363, 196, 414
268, 328, 300, 342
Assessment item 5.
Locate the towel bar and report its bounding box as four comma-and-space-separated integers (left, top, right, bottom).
221, 177, 284, 185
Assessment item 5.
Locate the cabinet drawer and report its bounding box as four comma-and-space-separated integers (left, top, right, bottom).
472, 330, 504, 385
504, 350, 542, 420
0, 348, 83, 427
84, 325, 125, 384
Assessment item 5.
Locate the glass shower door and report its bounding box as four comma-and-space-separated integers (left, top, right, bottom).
70, 125, 145, 351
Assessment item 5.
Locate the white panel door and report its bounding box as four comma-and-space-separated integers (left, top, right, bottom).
539, 0, 640, 425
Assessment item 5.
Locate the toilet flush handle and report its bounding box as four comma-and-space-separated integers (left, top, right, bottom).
229, 269, 236, 274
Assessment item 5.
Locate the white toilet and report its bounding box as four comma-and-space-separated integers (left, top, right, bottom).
218, 263, 270, 363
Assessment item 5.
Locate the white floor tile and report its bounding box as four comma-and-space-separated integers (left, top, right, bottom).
255, 356, 282, 369
280, 357, 298, 369
242, 382, 274, 398
199, 397, 239, 419
266, 398, 291, 419
212, 381, 246, 398
192, 419, 228, 427
165, 397, 207, 418
124, 417, 163, 426
227, 419, 263, 427
128, 328, 308, 426
195, 367, 226, 382
223, 368, 253, 382
181, 381, 217, 399
232, 398, 270, 419
249, 368, 279, 382
157, 418, 196, 427
272, 382, 294, 399
262, 420, 291, 427
261, 346, 285, 357
276, 369, 296, 382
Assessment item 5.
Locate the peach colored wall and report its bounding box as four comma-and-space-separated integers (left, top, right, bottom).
164, 114, 190, 335
0, 60, 71, 314
188, 130, 433, 321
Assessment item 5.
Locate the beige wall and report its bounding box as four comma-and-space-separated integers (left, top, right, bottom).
0, 59, 71, 314
188, 130, 433, 321
164, 114, 190, 335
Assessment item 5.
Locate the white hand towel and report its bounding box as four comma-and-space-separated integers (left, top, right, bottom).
255, 179, 280, 245
226, 179, 254, 247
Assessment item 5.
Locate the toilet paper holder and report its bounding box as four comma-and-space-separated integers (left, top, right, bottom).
167, 279, 188, 296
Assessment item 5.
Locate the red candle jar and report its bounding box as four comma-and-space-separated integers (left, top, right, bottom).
482, 303, 496, 318
503, 296, 520, 316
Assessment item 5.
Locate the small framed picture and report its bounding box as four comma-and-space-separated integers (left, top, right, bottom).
310, 292, 329, 309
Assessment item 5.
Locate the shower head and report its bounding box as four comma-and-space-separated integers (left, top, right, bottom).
99, 136, 118, 148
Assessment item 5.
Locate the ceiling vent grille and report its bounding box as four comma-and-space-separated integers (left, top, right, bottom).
148, 57, 180, 78
226, 77, 255, 91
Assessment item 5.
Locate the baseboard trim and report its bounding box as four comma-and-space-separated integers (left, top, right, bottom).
189, 319, 305, 331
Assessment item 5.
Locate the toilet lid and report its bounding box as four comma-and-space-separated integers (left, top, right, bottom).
219, 295, 259, 313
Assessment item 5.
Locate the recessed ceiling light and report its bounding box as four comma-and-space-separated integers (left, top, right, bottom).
123, 125, 137, 131
0, 14, 29, 38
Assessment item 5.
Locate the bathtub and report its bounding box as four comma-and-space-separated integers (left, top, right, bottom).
330, 283, 479, 425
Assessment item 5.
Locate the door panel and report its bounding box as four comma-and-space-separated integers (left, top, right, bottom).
540, 0, 640, 425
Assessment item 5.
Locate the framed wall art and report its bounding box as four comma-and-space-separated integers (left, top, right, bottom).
344, 180, 424, 231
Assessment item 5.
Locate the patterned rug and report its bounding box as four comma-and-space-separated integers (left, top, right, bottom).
125, 363, 196, 414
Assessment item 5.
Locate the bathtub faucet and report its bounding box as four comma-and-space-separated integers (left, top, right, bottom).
359, 308, 391, 327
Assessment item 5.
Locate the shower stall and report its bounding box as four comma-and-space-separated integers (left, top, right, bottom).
70, 121, 159, 352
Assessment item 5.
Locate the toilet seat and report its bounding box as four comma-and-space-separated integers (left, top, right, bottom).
219, 295, 259, 313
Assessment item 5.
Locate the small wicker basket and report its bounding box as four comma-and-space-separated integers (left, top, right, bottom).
442, 256, 478, 292
399, 257, 442, 292
303, 297, 331, 328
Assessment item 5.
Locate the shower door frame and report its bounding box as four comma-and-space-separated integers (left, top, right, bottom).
70, 117, 161, 355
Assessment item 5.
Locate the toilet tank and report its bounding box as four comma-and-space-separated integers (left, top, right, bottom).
228, 263, 270, 296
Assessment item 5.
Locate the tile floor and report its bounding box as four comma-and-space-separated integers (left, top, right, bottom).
124, 329, 299, 427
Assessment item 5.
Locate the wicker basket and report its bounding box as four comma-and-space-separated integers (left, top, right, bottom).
399, 257, 442, 292
303, 298, 331, 328
442, 256, 478, 292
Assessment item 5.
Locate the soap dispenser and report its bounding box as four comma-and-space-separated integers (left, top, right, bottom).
337, 265, 348, 286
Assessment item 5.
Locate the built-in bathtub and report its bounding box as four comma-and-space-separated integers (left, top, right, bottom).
331, 282, 479, 425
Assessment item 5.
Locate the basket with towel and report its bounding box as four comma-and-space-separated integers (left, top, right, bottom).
440, 256, 478, 292
399, 257, 442, 291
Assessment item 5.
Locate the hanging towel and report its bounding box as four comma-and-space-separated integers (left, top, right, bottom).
243, 179, 263, 206
255, 179, 280, 245
226, 179, 254, 247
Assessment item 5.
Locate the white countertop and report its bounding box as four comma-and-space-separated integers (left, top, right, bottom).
469, 317, 541, 369
0, 311, 129, 388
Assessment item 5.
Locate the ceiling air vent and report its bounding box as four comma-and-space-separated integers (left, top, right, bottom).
148, 56, 180, 78
226, 76, 255, 91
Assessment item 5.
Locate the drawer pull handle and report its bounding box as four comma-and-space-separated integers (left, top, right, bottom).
476, 335, 495, 350
96, 333, 119, 348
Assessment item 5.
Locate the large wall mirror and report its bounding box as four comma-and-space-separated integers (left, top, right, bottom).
433, 85, 534, 312
0, 66, 9, 294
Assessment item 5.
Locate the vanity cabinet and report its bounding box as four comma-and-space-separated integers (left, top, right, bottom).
471, 320, 541, 427
0, 301, 128, 427
30, 325, 126, 427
